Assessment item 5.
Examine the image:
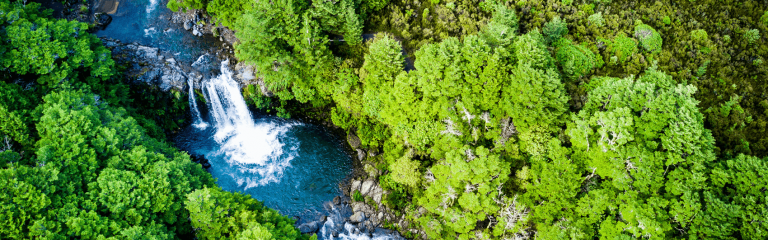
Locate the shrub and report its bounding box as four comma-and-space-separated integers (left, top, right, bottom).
745, 29, 760, 44
542, 16, 568, 44
762, 11, 768, 25
634, 24, 662, 53
353, 190, 364, 202
609, 32, 638, 63
663, 16, 672, 25
588, 12, 604, 27
555, 39, 597, 79
691, 29, 709, 44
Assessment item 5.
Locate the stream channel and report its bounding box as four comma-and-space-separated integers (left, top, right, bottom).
94, 0, 404, 239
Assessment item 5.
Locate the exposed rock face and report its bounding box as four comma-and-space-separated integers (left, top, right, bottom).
349, 177, 428, 239
170, 8, 238, 44
347, 132, 362, 149
356, 149, 366, 161
349, 212, 365, 224
298, 221, 321, 234
102, 38, 260, 92
102, 38, 199, 92
233, 61, 274, 97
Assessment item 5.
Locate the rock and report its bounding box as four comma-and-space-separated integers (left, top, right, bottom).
94, 13, 112, 30
365, 220, 375, 232
256, 78, 274, 97
136, 45, 160, 60
333, 196, 341, 205
233, 62, 274, 95
103, 38, 195, 91
369, 185, 384, 204
298, 221, 320, 234
201, 162, 211, 168
360, 179, 375, 195
356, 149, 366, 161
159, 66, 186, 91
350, 212, 365, 223
351, 180, 361, 193
347, 132, 362, 149
94, 0, 119, 14
184, 20, 193, 30
192, 28, 200, 36
364, 164, 380, 178
377, 212, 384, 221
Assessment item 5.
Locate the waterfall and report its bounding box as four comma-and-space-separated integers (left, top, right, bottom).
188, 78, 209, 129
146, 0, 158, 14
201, 60, 296, 188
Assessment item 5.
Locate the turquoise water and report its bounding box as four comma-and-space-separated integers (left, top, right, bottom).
172, 62, 352, 221
95, 0, 218, 62
96, 1, 402, 238
174, 114, 353, 219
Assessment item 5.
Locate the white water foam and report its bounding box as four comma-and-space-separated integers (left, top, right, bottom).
204, 60, 297, 188
143, 27, 157, 37
146, 0, 158, 14
187, 78, 208, 129
320, 218, 402, 240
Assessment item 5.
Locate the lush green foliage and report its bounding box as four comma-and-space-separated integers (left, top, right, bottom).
542, 16, 568, 44
634, 23, 662, 53
186, 187, 306, 239
172, 0, 768, 237
5, 0, 768, 239
555, 38, 599, 79
0, 1, 114, 88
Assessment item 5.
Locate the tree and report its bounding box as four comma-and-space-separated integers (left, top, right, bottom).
418, 146, 510, 239
542, 16, 568, 45
185, 187, 307, 240
555, 38, 598, 79
693, 154, 768, 239
1, 1, 114, 88
549, 67, 717, 238
634, 23, 662, 53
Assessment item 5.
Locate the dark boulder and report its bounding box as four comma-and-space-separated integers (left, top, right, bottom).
94, 13, 112, 30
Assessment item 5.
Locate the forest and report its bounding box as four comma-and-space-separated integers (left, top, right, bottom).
2, 0, 768, 239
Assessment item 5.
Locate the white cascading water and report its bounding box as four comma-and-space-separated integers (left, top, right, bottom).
200, 61, 296, 188
146, 0, 158, 14
188, 78, 209, 129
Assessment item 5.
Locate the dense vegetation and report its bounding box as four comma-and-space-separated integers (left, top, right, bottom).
164, 0, 768, 239
0, 1, 311, 239
2, 0, 768, 238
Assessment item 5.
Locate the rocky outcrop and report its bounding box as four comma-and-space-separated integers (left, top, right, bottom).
169, 8, 238, 44
348, 177, 428, 239
298, 221, 322, 234
233, 62, 274, 97
102, 38, 200, 92
349, 212, 365, 223
102, 38, 263, 92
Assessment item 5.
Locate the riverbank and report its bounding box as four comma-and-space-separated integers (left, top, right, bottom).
38, 0, 415, 237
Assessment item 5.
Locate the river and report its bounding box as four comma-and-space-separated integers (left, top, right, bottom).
94, 0, 403, 239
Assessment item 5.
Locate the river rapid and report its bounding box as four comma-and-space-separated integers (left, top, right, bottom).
93, 0, 403, 239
